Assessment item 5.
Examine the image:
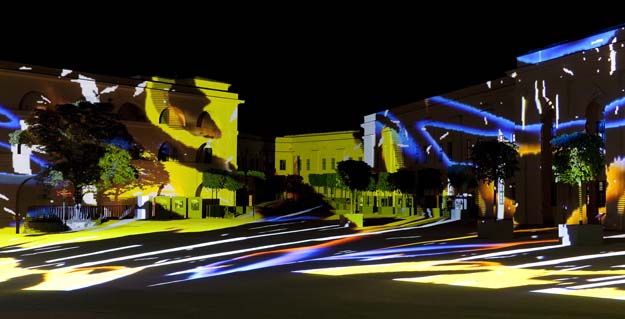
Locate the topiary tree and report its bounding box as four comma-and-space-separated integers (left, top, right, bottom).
470, 139, 519, 218
551, 132, 605, 224
336, 160, 372, 213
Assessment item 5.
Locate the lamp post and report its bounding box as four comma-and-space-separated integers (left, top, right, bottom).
15, 175, 36, 234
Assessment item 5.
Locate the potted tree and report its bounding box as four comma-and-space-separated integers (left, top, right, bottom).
551, 132, 605, 245
470, 139, 519, 239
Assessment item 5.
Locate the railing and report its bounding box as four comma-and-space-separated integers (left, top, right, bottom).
27, 205, 136, 223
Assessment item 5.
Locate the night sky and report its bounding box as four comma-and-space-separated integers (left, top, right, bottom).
1, 9, 623, 137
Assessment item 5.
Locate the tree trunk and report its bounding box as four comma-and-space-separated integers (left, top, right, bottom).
578, 181, 583, 224
493, 182, 497, 219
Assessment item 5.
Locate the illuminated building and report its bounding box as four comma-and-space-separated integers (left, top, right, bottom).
363, 25, 625, 227
0, 60, 243, 227
274, 131, 364, 184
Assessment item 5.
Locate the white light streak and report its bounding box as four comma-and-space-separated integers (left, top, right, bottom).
439, 132, 449, 140
133, 81, 147, 97
61, 69, 72, 77
514, 250, 625, 268
21, 247, 79, 256
46, 245, 142, 263
486, 81, 491, 89
555, 94, 560, 129
521, 96, 527, 130
534, 81, 542, 114
562, 67, 574, 76
610, 40, 617, 75
591, 39, 604, 45
100, 85, 118, 94
230, 107, 238, 122
58, 225, 339, 270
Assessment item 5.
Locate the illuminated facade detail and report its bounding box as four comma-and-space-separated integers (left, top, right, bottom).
361, 26, 625, 226
0, 60, 243, 227
517, 28, 618, 64
274, 131, 364, 183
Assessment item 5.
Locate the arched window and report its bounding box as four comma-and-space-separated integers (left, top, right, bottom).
158, 106, 186, 127
19, 91, 51, 111
196, 111, 221, 138
196, 143, 212, 163
118, 102, 147, 122
158, 142, 178, 162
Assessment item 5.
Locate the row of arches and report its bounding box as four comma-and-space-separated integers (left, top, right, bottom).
18, 91, 219, 132
157, 142, 213, 164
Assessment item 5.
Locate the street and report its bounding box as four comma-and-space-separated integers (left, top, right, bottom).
2, 217, 625, 318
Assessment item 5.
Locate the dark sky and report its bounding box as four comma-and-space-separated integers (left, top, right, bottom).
1, 9, 623, 137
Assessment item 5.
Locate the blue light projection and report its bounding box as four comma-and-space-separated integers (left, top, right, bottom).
0, 105, 21, 129
376, 94, 625, 169
517, 28, 619, 64
0, 141, 47, 167
314, 243, 498, 262
375, 110, 422, 161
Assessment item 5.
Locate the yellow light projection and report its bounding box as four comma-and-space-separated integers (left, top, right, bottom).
0, 257, 44, 283
25, 266, 143, 291
110, 76, 241, 201
380, 127, 403, 173
607, 158, 625, 214
518, 143, 541, 156
300, 260, 625, 299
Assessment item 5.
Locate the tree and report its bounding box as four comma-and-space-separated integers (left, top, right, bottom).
98, 145, 138, 202
447, 164, 476, 195
551, 132, 605, 224
392, 168, 416, 211
336, 160, 372, 213
17, 102, 135, 205
470, 139, 519, 218
416, 167, 445, 208
202, 169, 227, 200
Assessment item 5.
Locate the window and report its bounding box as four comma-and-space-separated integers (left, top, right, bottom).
331, 158, 336, 169
279, 160, 286, 170
306, 159, 310, 170
322, 158, 326, 170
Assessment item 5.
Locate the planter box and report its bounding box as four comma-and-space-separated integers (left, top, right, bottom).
560, 224, 603, 246
477, 219, 513, 240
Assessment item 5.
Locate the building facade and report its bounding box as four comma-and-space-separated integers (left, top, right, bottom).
0, 61, 243, 227
275, 131, 364, 184
363, 25, 625, 227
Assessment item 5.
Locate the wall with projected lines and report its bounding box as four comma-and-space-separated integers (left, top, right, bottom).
362, 25, 625, 228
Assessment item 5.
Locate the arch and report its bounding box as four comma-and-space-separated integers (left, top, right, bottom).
158, 106, 186, 127
118, 102, 147, 122
157, 142, 178, 162
19, 91, 51, 111
196, 111, 221, 138
196, 143, 213, 163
